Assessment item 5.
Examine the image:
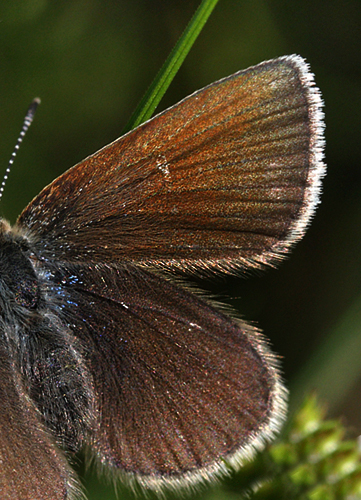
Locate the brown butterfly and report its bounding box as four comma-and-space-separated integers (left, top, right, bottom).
0, 55, 325, 499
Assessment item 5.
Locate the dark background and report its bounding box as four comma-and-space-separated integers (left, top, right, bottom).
1, 1, 360, 499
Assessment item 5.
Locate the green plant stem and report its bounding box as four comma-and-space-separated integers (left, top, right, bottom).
122, 0, 220, 133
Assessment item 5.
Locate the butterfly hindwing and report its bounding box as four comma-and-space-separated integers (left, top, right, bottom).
0, 341, 79, 500
50, 262, 285, 487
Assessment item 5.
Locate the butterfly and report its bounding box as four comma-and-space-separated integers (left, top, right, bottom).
0, 55, 325, 499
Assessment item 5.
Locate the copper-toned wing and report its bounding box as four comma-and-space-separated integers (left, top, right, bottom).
0, 343, 79, 500
17, 55, 324, 273
54, 263, 286, 488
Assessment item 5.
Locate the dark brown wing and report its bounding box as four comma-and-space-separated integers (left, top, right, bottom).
0, 343, 79, 500
54, 263, 286, 489
17, 55, 324, 273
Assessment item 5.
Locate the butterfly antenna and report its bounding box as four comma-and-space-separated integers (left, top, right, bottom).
0, 97, 41, 202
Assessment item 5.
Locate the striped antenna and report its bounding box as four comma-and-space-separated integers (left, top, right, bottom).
0, 98, 41, 202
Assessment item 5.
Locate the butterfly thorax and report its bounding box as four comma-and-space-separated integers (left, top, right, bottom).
0, 220, 40, 322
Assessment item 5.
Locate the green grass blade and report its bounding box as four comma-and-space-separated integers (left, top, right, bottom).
122, 0, 220, 134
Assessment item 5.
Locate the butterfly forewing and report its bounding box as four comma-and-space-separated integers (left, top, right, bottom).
17, 55, 324, 273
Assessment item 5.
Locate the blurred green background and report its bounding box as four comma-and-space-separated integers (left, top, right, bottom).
0, 0, 361, 498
